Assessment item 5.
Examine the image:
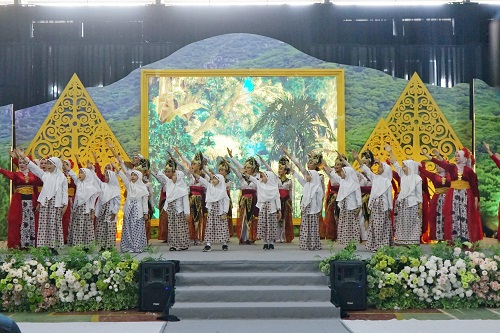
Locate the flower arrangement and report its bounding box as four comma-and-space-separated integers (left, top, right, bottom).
0, 246, 143, 312
320, 241, 500, 310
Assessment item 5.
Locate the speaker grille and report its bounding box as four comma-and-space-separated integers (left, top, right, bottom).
330, 260, 367, 310
139, 261, 176, 312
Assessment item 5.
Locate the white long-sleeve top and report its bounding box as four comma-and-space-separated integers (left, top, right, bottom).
293, 171, 323, 214
328, 171, 362, 211
231, 157, 260, 190
393, 161, 422, 208
91, 170, 121, 217
249, 175, 280, 213
118, 170, 149, 216
153, 172, 190, 215
360, 164, 393, 211
68, 170, 99, 213
27, 160, 68, 208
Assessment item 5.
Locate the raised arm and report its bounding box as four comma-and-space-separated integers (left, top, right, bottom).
173, 146, 191, 169
282, 146, 307, 177
16, 148, 44, 179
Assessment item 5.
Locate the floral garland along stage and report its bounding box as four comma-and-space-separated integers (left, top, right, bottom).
319, 241, 500, 310
0, 246, 144, 312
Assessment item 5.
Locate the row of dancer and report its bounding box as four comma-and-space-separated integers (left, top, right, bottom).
4, 147, 154, 253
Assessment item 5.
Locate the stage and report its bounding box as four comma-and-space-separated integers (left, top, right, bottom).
4, 237, 500, 333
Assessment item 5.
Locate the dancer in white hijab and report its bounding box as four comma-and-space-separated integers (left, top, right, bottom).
116, 166, 149, 253
194, 171, 230, 252
242, 169, 281, 250
386, 145, 422, 245
353, 152, 393, 251
283, 147, 324, 251
18, 149, 68, 254
324, 162, 362, 246
91, 168, 121, 250
65, 166, 102, 248
152, 159, 191, 251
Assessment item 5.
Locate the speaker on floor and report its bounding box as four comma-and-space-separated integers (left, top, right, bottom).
138, 261, 177, 312
330, 260, 366, 311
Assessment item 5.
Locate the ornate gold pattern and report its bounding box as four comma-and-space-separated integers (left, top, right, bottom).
25, 73, 130, 238
385, 72, 464, 160
352, 119, 406, 170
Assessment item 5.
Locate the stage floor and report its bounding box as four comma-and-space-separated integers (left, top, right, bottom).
128, 236, 500, 263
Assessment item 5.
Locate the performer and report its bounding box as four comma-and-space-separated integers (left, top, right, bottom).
61, 158, 77, 244
227, 149, 259, 245
174, 147, 207, 245
18, 149, 68, 254
191, 168, 230, 252
283, 147, 323, 251
65, 165, 101, 248
323, 162, 362, 246
248, 169, 281, 250
258, 155, 294, 243
155, 155, 176, 243
116, 166, 149, 253
217, 159, 234, 238
152, 158, 191, 251
1, 150, 38, 248
324, 155, 347, 241
92, 167, 121, 250
337, 151, 372, 243
430, 147, 481, 243
484, 142, 500, 241
353, 152, 393, 251
420, 148, 451, 241
386, 145, 422, 245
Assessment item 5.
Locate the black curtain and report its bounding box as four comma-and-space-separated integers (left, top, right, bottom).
0, 3, 496, 110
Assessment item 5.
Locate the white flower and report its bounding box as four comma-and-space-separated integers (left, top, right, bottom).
14, 284, 22, 292
96, 296, 102, 302
482, 270, 488, 276
471, 268, 476, 274
465, 290, 473, 297
426, 276, 434, 284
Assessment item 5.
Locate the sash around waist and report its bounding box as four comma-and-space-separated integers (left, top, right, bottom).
190, 185, 205, 196
451, 180, 470, 190
15, 186, 34, 195
241, 189, 256, 197
435, 187, 449, 195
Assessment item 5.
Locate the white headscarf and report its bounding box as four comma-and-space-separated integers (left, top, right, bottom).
95, 170, 121, 217
300, 170, 324, 213
100, 170, 121, 204
74, 168, 102, 207
398, 160, 422, 202
336, 167, 361, 203
38, 157, 66, 204
369, 163, 392, 209
127, 169, 149, 200
256, 171, 280, 205
165, 170, 189, 204
205, 174, 229, 214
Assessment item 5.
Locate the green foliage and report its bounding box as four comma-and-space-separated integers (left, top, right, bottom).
0, 156, 11, 240
317, 241, 361, 276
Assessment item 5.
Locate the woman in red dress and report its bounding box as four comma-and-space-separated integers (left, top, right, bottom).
1, 152, 39, 248
431, 147, 481, 243
420, 149, 451, 241
484, 142, 500, 241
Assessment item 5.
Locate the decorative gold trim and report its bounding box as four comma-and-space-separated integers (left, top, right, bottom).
140, 68, 346, 157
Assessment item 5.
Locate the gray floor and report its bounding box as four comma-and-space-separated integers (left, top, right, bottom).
134, 237, 375, 262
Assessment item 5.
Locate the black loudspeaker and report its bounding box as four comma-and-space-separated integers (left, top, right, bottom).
330, 260, 366, 310
139, 261, 177, 312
